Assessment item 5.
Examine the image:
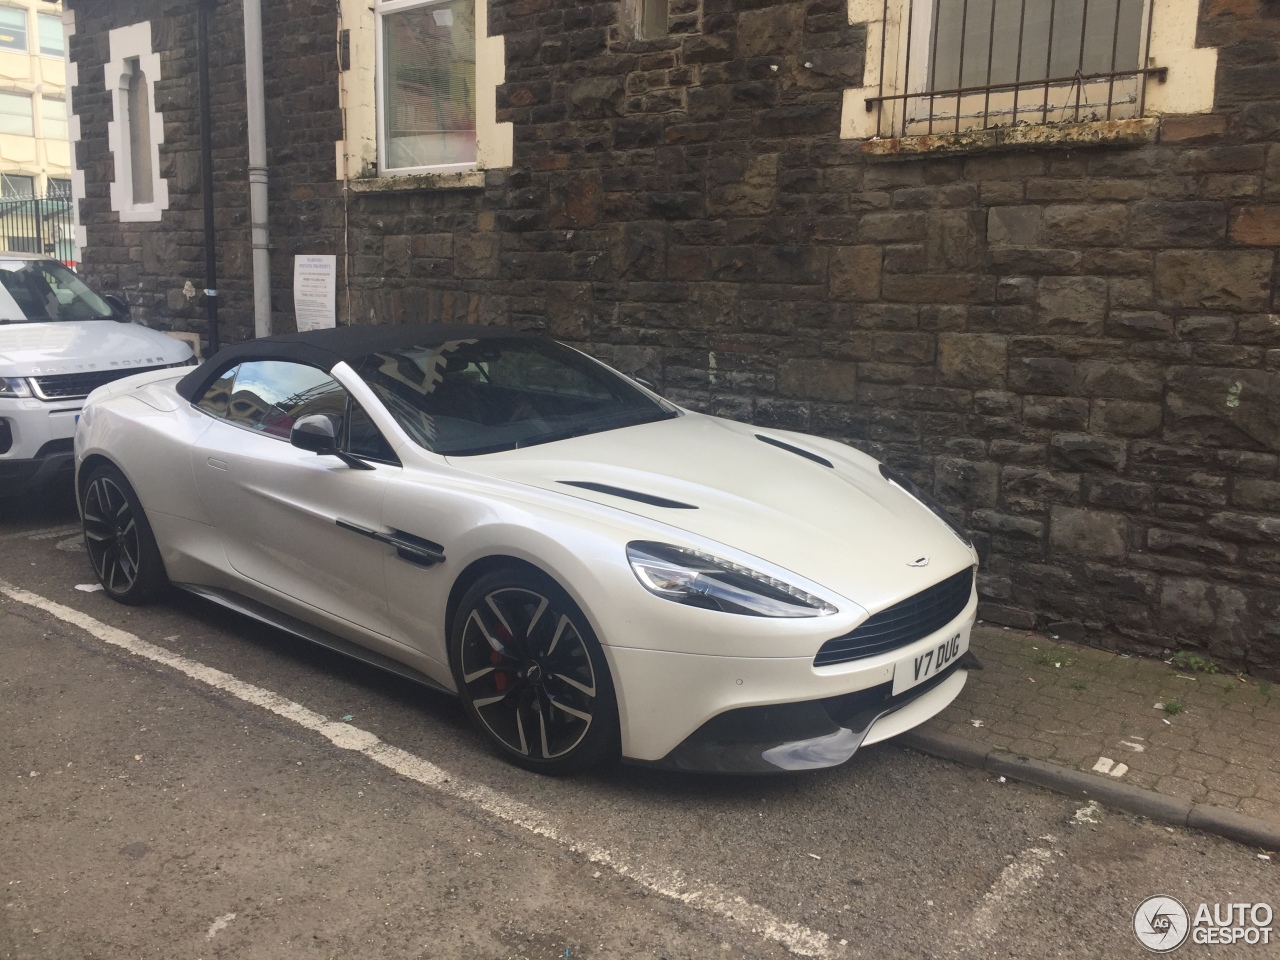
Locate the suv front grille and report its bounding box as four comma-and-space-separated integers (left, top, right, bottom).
815, 567, 975, 667
31, 365, 171, 400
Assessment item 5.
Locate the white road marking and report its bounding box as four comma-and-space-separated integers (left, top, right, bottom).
946, 843, 1055, 956
0, 581, 840, 960
0, 524, 80, 542
1108, 762, 1129, 779
1118, 740, 1145, 753
1092, 757, 1114, 774
205, 912, 236, 939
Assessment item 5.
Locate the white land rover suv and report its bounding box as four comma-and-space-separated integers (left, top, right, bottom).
0, 255, 194, 497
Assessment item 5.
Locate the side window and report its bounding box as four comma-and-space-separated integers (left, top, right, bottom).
225, 361, 345, 439
196, 360, 399, 462
197, 365, 238, 419
346, 401, 399, 463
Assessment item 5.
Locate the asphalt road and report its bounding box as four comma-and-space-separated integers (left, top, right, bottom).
1, 485, 1276, 960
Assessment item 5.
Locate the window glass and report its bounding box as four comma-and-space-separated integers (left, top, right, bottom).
37, 13, 62, 57
0, 92, 33, 137
41, 98, 66, 141
929, 0, 1144, 89
0, 7, 27, 52
381, 0, 476, 170
347, 402, 398, 462
125, 59, 154, 205
224, 361, 346, 439
47, 177, 70, 198
639, 0, 668, 39
40, 98, 67, 141
353, 337, 676, 456
1, 173, 33, 198
197, 366, 238, 419
0, 258, 114, 322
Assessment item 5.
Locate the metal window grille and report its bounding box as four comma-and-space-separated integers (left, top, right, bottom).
0, 189, 77, 264
865, 0, 1167, 138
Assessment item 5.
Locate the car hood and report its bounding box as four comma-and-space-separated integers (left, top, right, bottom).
446, 412, 975, 613
0, 320, 191, 378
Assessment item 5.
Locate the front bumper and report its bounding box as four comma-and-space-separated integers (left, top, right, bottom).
606, 588, 978, 770
0, 395, 81, 496
642, 654, 979, 773
0, 438, 75, 496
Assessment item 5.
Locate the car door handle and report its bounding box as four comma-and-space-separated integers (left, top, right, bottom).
207, 457, 228, 471
335, 519, 446, 567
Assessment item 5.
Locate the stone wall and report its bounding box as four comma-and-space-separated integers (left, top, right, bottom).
68, 0, 1280, 674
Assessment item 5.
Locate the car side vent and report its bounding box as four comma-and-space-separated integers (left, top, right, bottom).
756, 434, 833, 468
558, 481, 697, 509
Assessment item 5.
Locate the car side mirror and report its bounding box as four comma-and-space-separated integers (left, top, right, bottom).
291, 414, 340, 455
103, 295, 131, 321
290, 414, 375, 470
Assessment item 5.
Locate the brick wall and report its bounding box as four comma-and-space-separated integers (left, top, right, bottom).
68, 0, 1280, 674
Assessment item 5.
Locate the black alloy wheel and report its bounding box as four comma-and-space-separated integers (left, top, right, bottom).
451, 568, 619, 774
81, 464, 167, 604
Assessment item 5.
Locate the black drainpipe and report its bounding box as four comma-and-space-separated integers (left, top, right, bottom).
197, 0, 220, 354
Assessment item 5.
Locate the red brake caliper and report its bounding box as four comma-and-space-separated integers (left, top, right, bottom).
491, 622, 512, 691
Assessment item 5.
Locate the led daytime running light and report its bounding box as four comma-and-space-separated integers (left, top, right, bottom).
627, 541, 836, 618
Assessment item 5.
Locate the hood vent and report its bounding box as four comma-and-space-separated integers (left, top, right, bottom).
756, 434, 833, 468
558, 481, 697, 510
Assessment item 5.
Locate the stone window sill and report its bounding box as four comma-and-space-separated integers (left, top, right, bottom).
347, 170, 485, 194
860, 117, 1159, 160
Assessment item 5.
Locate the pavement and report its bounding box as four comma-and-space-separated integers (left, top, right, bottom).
2, 490, 1278, 958
907, 624, 1280, 848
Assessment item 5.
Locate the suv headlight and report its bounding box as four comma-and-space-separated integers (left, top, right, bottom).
627, 541, 836, 618
879, 464, 973, 548
0, 377, 31, 398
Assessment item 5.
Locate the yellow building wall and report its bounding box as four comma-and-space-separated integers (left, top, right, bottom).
0, 0, 68, 194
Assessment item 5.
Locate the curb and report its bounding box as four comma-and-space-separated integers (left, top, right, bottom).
900, 729, 1280, 850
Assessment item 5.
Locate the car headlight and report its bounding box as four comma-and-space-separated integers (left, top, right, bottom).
0, 377, 31, 398
879, 463, 973, 548
626, 541, 836, 618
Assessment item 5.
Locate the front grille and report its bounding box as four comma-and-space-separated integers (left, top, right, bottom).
31, 365, 170, 400
815, 567, 974, 667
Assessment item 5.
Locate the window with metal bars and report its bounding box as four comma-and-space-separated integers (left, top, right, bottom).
865, 0, 1167, 138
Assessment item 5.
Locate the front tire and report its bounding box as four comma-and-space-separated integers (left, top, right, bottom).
81, 463, 168, 605
450, 567, 620, 774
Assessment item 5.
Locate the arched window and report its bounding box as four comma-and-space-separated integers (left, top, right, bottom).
105, 21, 168, 221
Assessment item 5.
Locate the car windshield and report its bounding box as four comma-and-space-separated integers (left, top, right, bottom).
0, 259, 115, 323
352, 337, 678, 456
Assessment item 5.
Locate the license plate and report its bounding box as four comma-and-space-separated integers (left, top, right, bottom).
892, 626, 970, 695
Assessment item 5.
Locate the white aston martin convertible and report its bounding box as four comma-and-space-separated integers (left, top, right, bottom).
75, 324, 980, 774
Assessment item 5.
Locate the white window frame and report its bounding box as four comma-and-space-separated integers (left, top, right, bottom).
374, 0, 478, 177
103, 21, 168, 222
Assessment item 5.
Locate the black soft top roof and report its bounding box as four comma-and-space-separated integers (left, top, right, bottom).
175, 323, 532, 402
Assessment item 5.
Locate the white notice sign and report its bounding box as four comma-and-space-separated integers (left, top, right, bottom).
293, 255, 336, 331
